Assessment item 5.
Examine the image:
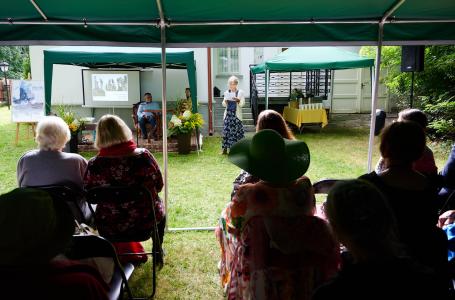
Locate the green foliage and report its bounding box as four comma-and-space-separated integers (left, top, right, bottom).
168, 110, 204, 136
360, 45, 455, 140
174, 98, 192, 114
55, 105, 84, 133
0, 46, 30, 79
290, 88, 303, 100
424, 94, 455, 139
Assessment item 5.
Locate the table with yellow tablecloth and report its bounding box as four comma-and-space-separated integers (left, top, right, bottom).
282, 106, 328, 128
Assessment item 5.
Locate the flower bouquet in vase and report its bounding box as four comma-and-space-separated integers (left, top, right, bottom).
56, 105, 85, 153
168, 110, 204, 154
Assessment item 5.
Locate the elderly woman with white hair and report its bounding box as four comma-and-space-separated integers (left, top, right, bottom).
17, 116, 88, 188
83, 114, 165, 266
221, 75, 245, 155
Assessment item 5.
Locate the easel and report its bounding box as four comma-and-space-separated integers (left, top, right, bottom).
15, 122, 37, 145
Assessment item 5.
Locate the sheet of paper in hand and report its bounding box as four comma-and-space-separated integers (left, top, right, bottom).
226, 92, 237, 111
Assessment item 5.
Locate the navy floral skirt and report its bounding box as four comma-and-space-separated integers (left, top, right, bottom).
222, 110, 244, 149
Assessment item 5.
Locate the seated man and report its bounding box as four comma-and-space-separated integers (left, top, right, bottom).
137, 92, 160, 139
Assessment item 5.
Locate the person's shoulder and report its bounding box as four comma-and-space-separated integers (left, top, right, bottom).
61, 152, 88, 163
358, 171, 379, 181
133, 148, 157, 161
19, 149, 40, 160
296, 175, 312, 186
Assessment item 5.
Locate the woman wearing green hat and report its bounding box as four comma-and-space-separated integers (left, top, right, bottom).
218, 129, 339, 299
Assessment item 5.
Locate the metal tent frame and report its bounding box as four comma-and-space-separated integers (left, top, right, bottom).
9, 0, 454, 231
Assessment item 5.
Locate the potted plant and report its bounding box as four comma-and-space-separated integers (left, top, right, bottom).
56, 105, 84, 153
168, 110, 204, 154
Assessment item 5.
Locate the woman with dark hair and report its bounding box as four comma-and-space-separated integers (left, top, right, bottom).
313, 180, 444, 300
230, 109, 295, 196
375, 108, 437, 176
360, 121, 447, 281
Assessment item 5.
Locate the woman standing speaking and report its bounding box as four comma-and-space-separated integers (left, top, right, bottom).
221, 76, 245, 155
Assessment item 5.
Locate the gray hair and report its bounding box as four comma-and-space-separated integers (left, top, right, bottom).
227, 75, 239, 86
35, 116, 71, 151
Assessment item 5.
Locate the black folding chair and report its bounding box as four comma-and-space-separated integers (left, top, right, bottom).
312, 179, 343, 221
66, 235, 135, 300
312, 179, 341, 195
86, 185, 161, 299
33, 185, 94, 225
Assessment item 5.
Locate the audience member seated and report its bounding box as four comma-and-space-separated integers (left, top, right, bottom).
0, 188, 108, 300
218, 130, 340, 299
16, 116, 91, 221
230, 109, 295, 197
375, 108, 437, 176
217, 110, 297, 289
313, 180, 445, 300
137, 92, 160, 140
439, 143, 455, 210
360, 121, 447, 279
83, 115, 165, 267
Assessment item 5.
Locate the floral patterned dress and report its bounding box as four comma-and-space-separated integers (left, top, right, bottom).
216, 176, 340, 300
222, 108, 244, 150
83, 148, 165, 263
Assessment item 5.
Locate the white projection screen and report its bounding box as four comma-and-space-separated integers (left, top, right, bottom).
82, 70, 141, 107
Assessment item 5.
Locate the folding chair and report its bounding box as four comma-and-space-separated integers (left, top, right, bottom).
86, 185, 161, 299
312, 179, 341, 195
312, 179, 342, 219
66, 235, 135, 300
33, 185, 93, 225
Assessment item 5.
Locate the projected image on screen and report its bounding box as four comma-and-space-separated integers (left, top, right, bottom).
92, 74, 128, 101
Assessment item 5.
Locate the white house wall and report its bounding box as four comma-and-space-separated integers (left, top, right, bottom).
30, 46, 390, 116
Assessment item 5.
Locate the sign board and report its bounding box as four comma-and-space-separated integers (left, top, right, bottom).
11, 80, 45, 123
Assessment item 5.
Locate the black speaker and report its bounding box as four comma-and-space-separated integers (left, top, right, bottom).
401, 46, 425, 72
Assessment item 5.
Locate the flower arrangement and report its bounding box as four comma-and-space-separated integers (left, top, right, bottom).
290, 88, 304, 101
55, 105, 84, 133
168, 110, 204, 136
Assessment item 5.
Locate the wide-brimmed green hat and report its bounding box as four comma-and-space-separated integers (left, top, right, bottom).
0, 188, 75, 266
228, 129, 310, 184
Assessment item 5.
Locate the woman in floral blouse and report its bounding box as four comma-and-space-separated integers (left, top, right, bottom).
217, 129, 340, 299
84, 115, 165, 266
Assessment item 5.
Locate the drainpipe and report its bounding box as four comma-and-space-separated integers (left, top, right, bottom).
208, 48, 213, 135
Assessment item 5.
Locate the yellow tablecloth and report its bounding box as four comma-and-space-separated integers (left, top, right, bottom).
282, 107, 328, 128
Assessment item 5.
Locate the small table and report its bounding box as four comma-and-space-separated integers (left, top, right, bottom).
282, 107, 328, 130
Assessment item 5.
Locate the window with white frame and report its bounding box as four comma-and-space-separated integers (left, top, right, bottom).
216, 48, 239, 74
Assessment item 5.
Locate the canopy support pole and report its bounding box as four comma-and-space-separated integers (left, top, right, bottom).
208, 47, 214, 135
329, 70, 335, 114
367, 0, 405, 172
265, 69, 269, 109
157, 0, 169, 231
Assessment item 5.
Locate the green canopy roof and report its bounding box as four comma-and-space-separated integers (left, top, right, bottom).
250, 47, 375, 74
43, 46, 197, 114
0, 0, 454, 46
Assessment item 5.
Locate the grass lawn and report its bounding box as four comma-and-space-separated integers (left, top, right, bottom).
0, 105, 450, 299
